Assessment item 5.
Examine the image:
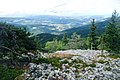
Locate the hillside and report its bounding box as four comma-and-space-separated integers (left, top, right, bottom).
0, 15, 107, 35
17, 50, 120, 80
36, 20, 108, 45
62, 20, 108, 37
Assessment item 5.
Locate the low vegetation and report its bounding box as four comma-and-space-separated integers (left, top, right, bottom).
0, 11, 119, 80
108, 54, 120, 59
98, 59, 108, 64
32, 58, 61, 68
0, 65, 23, 80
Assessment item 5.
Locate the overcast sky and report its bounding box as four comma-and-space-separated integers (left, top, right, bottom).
0, 0, 120, 17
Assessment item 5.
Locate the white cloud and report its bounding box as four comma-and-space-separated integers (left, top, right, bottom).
0, 0, 120, 16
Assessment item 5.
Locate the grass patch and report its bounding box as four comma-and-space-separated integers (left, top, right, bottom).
72, 59, 84, 64
108, 54, 120, 59
98, 60, 107, 64
73, 64, 80, 68
81, 63, 89, 68
32, 58, 61, 68
61, 59, 69, 64
97, 55, 106, 58
89, 63, 96, 67
0, 65, 23, 80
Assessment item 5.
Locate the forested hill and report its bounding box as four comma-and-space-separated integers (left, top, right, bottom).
62, 20, 108, 37
36, 20, 108, 44
36, 33, 61, 43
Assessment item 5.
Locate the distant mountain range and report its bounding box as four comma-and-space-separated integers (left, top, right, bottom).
62, 20, 108, 37
37, 20, 108, 45
0, 15, 109, 43
0, 15, 108, 35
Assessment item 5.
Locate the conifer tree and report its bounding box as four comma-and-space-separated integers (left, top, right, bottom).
105, 10, 120, 53
88, 19, 98, 50
62, 33, 68, 45
99, 33, 107, 53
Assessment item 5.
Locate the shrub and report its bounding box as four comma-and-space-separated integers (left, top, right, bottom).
108, 54, 120, 59
73, 65, 79, 68
32, 58, 61, 68
98, 60, 106, 64
72, 59, 84, 64
89, 63, 96, 67
61, 60, 69, 64
97, 55, 106, 58
0, 65, 23, 80
81, 63, 89, 68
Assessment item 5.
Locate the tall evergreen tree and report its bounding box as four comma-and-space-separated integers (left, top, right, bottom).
62, 33, 68, 45
105, 10, 120, 53
88, 19, 98, 50
0, 23, 40, 66
66, 32, 86, 49
98, 33, 107, 53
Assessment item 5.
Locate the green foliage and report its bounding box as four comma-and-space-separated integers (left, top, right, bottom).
64, 32, 87, 50
97, 33, 108, 51
61, 59, 69, 64
0, 22, 40, 66
73, 65, 79, 69
97, 55, 106, 58
71, 59, 89, 68
98, 60, 107, 64
33, 36, 42, 50
45, 37, 63, 52
72, 59, 84, 64
0, 22, 39, 54
81, 63, 89, 68
88, 63, 96, 67
45, 32, 87, 52
0, 65, 23, 80
108, 54, 120, 59
104, 10, 120, 53
86, 36, 91, 49
62, 33, 68, 45
88, 19, 98, 50
32, 58, 61, 68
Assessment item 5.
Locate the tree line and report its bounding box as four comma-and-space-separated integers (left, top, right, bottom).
88, 10, 120, 53
45, 10, 120, 53
0, 11, 119, 61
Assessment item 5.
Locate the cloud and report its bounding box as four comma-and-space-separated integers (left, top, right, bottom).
0, 0, 120, 16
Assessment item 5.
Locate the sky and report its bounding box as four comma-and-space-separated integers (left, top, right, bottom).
0, 0, 120, 17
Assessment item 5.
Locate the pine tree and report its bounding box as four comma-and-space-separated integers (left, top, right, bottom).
88, 19, 98, 50
62, 33, 68, 45
65, 32, 87, 50
105, 10, 120, 53
87, 35, 91, 49
98, 33, 107, 53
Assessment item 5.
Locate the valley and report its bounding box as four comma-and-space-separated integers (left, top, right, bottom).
0, 15, 107, 35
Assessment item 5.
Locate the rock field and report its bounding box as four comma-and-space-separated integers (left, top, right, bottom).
19, 50, 120, 80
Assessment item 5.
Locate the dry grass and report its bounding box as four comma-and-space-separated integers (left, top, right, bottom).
49, 53, 75, 58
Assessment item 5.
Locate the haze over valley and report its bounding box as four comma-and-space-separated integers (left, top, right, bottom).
0, 15, 108, 35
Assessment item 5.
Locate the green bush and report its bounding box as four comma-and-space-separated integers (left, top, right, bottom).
89, 63, 96, 67
0, 23, 40, 66
81, 63, 89, 68
0, 65, 23, 80
98, 60, 107, 64
61, 60, 69, 64
97, 55, 106, 58
32, 58, 61, 68
108, 54, 120, 59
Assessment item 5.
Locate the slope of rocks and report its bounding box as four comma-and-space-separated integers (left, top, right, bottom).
18, 50, 120, 80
